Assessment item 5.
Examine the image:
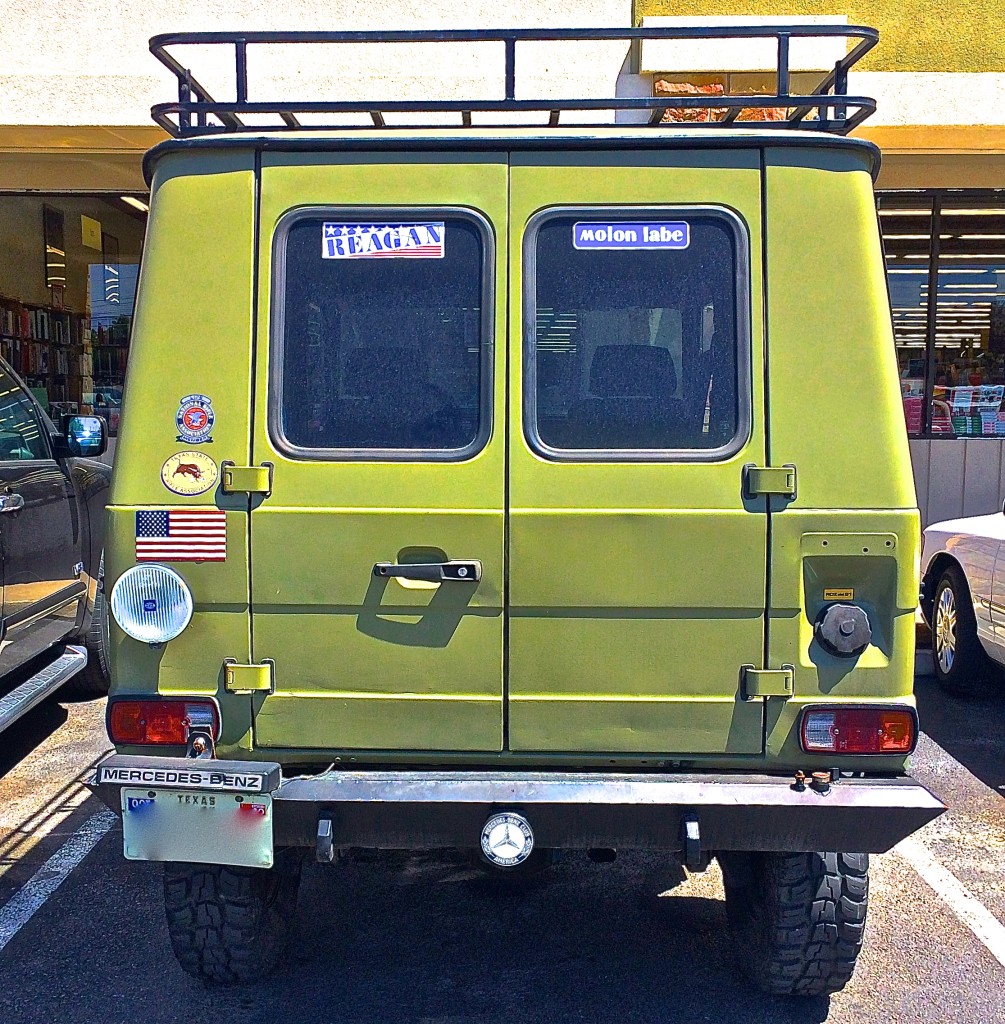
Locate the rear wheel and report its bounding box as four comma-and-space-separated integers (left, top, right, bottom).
163, 851, 302, 984
933, 566, 996, 697
719, 851, 868, 997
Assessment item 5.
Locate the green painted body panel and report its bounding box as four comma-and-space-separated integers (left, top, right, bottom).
106, 151, 257, 758
106, 133, 918, 774
762, 151, 917, 513
108, 151, 256, 506
250, 155, 507, 752
761, 152, 920, 771
507, 153, 766, 754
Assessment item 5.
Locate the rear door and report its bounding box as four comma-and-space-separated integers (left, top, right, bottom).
507, 152, 768, 755
251, 154, 506, 752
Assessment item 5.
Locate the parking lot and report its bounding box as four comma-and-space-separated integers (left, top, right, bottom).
0, 672, 1002, 1024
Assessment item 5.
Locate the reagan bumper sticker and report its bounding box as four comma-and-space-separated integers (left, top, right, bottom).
573, 222, 690, 250
322, 222, 445, 259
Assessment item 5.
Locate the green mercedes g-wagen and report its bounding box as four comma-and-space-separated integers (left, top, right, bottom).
91, 25, 944, 997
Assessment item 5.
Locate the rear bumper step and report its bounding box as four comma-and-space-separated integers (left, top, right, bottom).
0, 645, 87, 734
89, 756, 945, 855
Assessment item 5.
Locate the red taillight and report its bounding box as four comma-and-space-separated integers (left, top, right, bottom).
800, 706, 916, 755
108, 700, 218, 746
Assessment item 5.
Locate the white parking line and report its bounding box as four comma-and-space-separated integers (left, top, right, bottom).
0, 809, 116, 954
896, 836, 1005, 970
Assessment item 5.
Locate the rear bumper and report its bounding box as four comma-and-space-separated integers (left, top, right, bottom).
88, 754, 945, 856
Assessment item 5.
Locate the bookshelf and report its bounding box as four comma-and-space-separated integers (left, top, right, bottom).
0, 295, 129, 416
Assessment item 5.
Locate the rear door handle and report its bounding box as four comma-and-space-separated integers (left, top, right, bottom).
373, 560, 482, 583
0, 493, 24, 513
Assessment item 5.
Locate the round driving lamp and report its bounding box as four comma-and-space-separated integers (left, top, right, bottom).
110, 564, 194, 644
814, 603, 872, 658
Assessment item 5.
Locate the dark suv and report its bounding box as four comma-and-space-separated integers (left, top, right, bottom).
0, 357, 111, 734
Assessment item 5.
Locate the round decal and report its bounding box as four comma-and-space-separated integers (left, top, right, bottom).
161, 451, 219, 496
175, 394, 215, 445
480, 812, 534, 868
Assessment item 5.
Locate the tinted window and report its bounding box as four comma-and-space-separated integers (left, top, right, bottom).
0, 368, 48, 460
528, 212, 744, 455
277, 214, 489, 456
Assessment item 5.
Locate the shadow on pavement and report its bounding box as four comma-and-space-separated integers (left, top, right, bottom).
914, 674, 1005, 795
2, 847, 834, 1024
246, 853, 831, 1024
0, 699, 67, 780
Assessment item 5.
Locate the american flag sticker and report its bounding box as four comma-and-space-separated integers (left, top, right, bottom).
322, 222, 445, 259
135, 509, 227, 562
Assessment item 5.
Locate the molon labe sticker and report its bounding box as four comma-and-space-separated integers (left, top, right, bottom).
572, 221, 690, 250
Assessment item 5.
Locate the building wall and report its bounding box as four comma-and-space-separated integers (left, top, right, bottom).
0, 1, 633, 128
636, 1, 1005, 72
911, 439, 1005, 526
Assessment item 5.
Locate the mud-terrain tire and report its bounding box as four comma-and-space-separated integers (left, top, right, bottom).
719, 851, 868, 997
163, 852, 302, 984
933, 565, 997, 697
63, 554, 110, 698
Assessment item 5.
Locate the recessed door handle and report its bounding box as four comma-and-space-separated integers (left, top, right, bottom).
373, 560, 482, 583
0, 493, 25, 513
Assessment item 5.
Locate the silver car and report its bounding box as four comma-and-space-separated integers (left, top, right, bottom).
921, 505, 1005, 694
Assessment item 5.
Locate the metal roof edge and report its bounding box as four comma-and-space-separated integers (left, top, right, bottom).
142, 130, 881, 186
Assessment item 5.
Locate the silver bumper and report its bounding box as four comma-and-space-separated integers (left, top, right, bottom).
89, 755, 945, 855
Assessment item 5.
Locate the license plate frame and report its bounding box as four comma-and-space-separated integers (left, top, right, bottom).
121, 788, 274, 868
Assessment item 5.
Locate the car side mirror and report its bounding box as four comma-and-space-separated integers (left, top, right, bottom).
56, 414, 107, 458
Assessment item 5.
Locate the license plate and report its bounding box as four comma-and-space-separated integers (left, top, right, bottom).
121, 788, 274, 868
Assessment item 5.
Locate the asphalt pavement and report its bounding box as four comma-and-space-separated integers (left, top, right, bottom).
1, 675, 1004, 1024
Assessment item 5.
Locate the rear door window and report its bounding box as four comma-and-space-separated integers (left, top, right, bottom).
525, 209, 749, 460
273, 210, 492, 460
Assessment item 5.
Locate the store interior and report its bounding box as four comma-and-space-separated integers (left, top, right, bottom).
883, 190, 1005, 438
0, 193, 147, 431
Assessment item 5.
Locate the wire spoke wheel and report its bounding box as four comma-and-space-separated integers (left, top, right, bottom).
935, 585, 957, 674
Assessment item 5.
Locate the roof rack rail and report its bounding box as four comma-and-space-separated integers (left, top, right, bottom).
149, 25, 878, 138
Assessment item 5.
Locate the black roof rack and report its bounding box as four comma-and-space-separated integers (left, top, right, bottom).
149, 25, 878, 138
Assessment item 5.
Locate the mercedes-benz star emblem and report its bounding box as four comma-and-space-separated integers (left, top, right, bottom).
480, 812, 534, 867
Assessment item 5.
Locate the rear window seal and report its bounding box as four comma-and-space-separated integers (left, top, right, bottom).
522, 204, 753, 464
268, 204, 495, 463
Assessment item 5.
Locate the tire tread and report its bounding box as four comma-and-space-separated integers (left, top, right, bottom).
163, 857, 300, 984
722, 850, 869, 997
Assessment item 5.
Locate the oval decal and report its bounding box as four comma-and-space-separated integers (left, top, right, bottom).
161, 451, 219, 496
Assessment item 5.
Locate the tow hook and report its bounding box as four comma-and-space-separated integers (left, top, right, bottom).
316, 818, 335, 863
186, 732, 215, 759
681, 814, 703, 870
792, 770, 834, 795
810, 771, 832, 795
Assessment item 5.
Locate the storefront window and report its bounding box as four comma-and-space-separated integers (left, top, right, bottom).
880, 193, 932, 436
880, 190, 1005, 438
930, 200, 1005, 437
0, 194, 147, 434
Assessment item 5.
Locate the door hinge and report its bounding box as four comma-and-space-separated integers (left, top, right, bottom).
743, 464, 797, 500
221, 461, 274, 496
742, 666, 794, 700
224, 659, 275, 694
